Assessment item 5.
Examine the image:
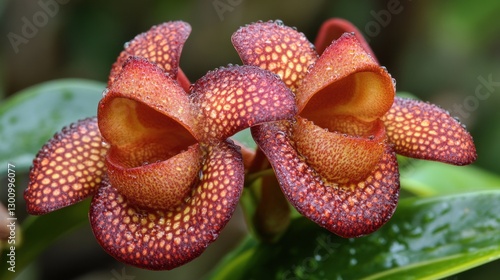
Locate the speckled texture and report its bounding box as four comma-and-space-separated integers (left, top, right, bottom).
191, 65, 296, 141
382, 97, 477, 165
252, 121, 400, 238
90, 141, 244, 270
24, 118, 108, 214
108, 21, 191, 85
232, 20, 317, 91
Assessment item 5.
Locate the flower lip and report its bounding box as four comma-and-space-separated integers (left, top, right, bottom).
293, 117, 387, 184
98, 57, 199, 169
105, 144, 202, 210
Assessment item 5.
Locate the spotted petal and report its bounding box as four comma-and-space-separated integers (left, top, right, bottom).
314, 18, 378, 61
24, 118, 108, 215
90, 141, 244, 270
382, 97, 477, 165
232, 20, 318, 90
298, 33, 394, 122
109, 21, 191, 86
252, 122, 400, 237
190, 65, 296, 141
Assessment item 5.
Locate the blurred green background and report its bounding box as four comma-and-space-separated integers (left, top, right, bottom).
1, 0, 499, 279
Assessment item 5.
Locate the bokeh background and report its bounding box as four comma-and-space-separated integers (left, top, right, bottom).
1, 0, 499, 279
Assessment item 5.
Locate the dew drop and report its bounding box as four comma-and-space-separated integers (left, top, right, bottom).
102, 88, 109, 97
274, 19, 284, 26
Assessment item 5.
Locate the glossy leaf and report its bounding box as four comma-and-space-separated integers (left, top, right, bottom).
400, 159, 500, 197
0, 79, 105, 174
207, 191, 500, 280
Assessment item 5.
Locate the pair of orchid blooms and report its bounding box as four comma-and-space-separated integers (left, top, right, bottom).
24, 19, 476, 270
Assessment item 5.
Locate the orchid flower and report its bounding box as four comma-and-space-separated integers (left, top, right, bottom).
24, 21, 296, 269
231, 19, 477, 238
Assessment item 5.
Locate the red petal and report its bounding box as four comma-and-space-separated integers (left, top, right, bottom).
232, 20, 318, 90
24, 118, 108, 215
109, 21, 191, 85
99, 57, 198, 165
252, 122, 400, 237
90, 141, 244, 270
191, 65, 296, 141
298, 33, 394, 122
382, 97, 477, 165
177, 68, 191, 92
314, 18, 378, 61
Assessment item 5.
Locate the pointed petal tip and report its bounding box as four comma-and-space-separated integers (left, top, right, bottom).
383, 97, 477, 165
314, 18, 378, 61
24, 117, 108, 215
109, 21, 191, 85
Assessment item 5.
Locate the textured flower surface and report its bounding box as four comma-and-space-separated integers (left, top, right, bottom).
24, 21, 296, 270
231, 19, 477, 238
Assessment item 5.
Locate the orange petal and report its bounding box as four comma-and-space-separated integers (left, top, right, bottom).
106, 144, 202, 210
109, 21, 191, 85
90, 141, 244, 270
191, 65, 296, 141
99, 57, 198, 167
231, 20, 318, 90
24, 118, 108, 215
252, 122, 400, 237
314, 18, 378, 61
292, 117, 386, 183
298, 33, 395, 122
382, 97, 477, 165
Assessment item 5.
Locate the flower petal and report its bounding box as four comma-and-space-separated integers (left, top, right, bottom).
382, 97, 477, 165
191, 65, 296, 141
109, 21, 191, 85
298, 33, 395, 122
99, 57, 198, 166
106, 144, 202, 210
24, 118, 108, 215
314, 18, 378, 61
231, 20, 318, 90
292, 117, 386, 183
90, 141, 244, 270
252, 122, 400, 237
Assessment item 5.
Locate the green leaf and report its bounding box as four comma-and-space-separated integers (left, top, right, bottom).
207, 191, 500, 280
0, 199, 90, 280
0, 79, 105, 174
400, 159, 500, 197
